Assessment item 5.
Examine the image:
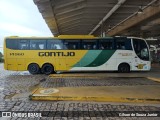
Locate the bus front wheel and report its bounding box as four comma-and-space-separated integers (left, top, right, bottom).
41, 64, 54, 75
28, 63, 40, 74
118, 63, 130, 73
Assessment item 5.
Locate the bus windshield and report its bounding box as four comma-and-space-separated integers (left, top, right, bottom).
132, 39, 149, 61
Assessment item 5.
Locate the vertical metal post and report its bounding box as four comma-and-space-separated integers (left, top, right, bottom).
101, 20, 104, 37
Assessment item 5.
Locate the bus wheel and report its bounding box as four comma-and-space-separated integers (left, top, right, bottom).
41, 64, 54, 75
118, 63, 130, 73
28, 63, 40, 74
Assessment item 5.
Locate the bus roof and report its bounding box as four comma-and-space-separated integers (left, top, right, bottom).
4, 35, 145, 40
127, 36, 145, 40
5, 35, 99, 39
57, 35, 95, 38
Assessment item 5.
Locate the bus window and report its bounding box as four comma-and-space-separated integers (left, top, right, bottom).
99, 39, 113, 50
19, 40, 29, 50
6, 39, 18, 49
47, 40, 63, 49
63, 40, 80, 50
115, 38, 132, 50
116, 39, 125, 50
82, 40, 97, 50
30, 40, 46, 50
125, 39, 132, 50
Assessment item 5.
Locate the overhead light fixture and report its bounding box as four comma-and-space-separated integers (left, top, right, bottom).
137, 6, 143, 14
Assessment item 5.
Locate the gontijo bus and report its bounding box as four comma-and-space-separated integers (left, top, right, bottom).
4, 35, 150, 74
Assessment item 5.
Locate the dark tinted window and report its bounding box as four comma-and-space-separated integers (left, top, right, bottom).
81, 40, 97, 49
115, 38, 132, 50
19, 40, 29, 50
133, 39, 149, 61
63, 40, 80, 49
99, 39, 114, 50
6, 39, 18, 49
47, 39, 63, 49
30, 40, 46, 50
125, 38, 132, 50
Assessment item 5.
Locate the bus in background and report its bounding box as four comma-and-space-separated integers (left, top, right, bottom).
3, 35, 151, 75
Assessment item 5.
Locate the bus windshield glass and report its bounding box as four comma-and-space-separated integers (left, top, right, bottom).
133, 39, 149, 61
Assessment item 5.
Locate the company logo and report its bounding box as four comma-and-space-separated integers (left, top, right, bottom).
38, 52, 75, 57
1, 112, 42, 118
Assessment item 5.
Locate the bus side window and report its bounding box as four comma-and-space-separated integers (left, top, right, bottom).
82, 40, 97, 50
72, 44, 76, 49
125, 39, 132, 50
83, 44, 87, 49
30, 44, 36, 49
54, 44, 62, 49
30, 40, 46, 50
38, 43, 45, 49
47, 40, 63, 49
116, 39, 125, 50
93, 45, 96, 49
63, 40, 80, 50
50, 44, 55, 49
19, 40, 29, 50
115, 38, 132, 50
100, 44, 104, 49
99, 39, 113, 50
6, 39, 18, 49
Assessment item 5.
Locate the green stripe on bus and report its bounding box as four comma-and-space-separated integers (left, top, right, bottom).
85, 50, 116, 67
73, 50, 102, 67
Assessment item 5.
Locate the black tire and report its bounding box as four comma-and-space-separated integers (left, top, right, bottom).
118, 63, 130, 73
41, 64, 54, 75
28, 63, 40, 74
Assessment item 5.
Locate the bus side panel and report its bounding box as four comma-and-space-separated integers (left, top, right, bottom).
17, 59, 25, 71
6, 49, 26, 71
100, 51, 117, 71
66, 58, 81, 71
115, 50, 134, 70
95, 50, 117, 71
103, 58, 117, 71
70, 50, 117, 71
3, 39, 7, 70
5, 48, 18, 70
57, 58, 66, 71
7, 59, 17, 70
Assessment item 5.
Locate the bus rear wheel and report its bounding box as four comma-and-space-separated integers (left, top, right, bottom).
28, 63, 40, 74
41, 64, 54, 75
118, 63, 130, 73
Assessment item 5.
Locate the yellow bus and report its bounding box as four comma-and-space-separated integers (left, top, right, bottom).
4, 35, 151, 74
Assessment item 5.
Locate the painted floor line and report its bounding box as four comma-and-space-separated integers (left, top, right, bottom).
49, 75, 145, 78
147, 77, 160, 82
30, 95, 160, 103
